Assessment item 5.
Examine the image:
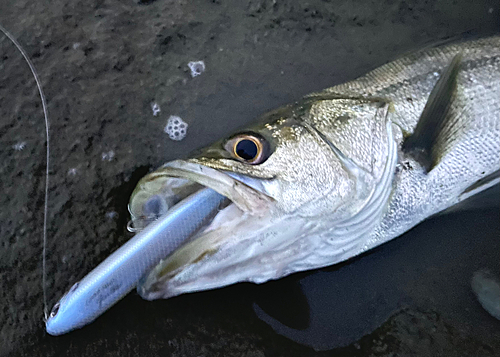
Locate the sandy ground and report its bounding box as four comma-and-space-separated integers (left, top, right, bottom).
0, 0, 499, 356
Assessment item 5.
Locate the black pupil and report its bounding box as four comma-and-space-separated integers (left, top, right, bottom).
143, 195, 162, 217
236, 139, 258, 160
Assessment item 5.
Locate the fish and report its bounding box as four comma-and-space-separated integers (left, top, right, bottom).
131, 35, 499, 300
46, 35, 500, 334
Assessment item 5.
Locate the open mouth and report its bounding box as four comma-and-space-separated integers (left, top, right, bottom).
129, 160, 272, 230
127, 160, 274, 299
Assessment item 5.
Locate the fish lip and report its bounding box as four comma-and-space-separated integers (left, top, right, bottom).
128, 159, 275, 232
154, 159, 274, 214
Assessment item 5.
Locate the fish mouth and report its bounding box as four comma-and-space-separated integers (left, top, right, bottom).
128, 160, 275, 299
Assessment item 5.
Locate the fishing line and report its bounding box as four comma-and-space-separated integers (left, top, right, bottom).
0, 24, 51, 321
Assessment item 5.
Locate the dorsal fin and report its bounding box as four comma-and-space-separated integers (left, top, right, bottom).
403, 54, 462, 171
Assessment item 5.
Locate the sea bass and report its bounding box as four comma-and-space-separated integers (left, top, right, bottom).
129, 36, 500, 306
128, 36, 500, 301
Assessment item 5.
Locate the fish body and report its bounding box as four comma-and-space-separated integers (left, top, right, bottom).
321, 36, 500, 253
131, 35, 499, 300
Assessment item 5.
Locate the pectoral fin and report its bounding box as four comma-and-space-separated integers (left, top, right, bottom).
403, 54, 463, 171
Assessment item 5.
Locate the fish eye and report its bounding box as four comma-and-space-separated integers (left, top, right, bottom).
143, 194, 167, 218
225, 133, 270, 164
49, 302, 60, 318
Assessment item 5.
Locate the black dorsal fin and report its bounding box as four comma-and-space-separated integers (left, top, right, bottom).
403, 54, 463, 171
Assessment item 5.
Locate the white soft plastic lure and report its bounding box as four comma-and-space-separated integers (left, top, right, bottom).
45, 188, 225, 335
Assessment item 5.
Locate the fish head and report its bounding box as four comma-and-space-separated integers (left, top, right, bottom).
129, 96, 396, 300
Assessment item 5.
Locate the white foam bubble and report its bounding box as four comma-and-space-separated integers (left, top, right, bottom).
101, 150, 115, 161
151, 102, 161, 116
164, 115, 188, 141
67, 168, 78, 176
188, 60, 205, 77
12, 141, 26, 151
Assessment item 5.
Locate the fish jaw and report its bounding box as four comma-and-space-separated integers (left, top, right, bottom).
127, 160, 306, 299
138, 214, 314, 300
156, 160, 274, 214
128, 160, 310, 300
128, 160, 274, 231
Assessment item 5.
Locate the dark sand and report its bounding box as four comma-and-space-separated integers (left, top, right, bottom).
1, 0, 499, 356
